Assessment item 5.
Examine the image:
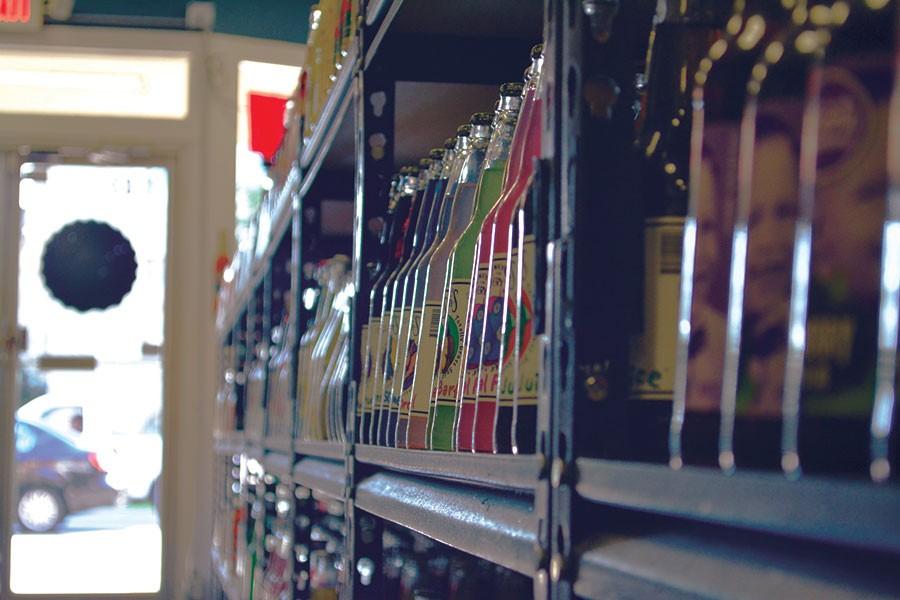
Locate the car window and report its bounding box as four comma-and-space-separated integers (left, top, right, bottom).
15, 423, 38, 454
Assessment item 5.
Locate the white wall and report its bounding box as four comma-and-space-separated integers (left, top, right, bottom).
0, 25, 304, 600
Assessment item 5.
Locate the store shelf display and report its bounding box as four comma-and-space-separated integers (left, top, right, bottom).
213, 1, 900, 599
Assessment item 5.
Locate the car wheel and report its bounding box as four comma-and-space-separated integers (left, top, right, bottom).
17, 487, 65, 533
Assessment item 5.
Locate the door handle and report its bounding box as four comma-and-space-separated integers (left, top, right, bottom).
2, 326, 26, 355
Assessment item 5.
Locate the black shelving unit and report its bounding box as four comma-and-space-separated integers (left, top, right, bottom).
212, 1, 900, 599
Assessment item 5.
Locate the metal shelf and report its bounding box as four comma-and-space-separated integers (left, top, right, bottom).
574, 530, 900, 600
262, 450, 293, 481
356, 444, 543, 492
355, 471, 538, 576
213, 431, 244, 455
293, 456, 346, 501
295, 439, 346, 461
263, 436, 293, 456
576, 458, 900, 555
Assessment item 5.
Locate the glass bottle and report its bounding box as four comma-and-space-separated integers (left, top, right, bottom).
427, 110, 503, 451
387, 150, 449, 447
873, 4, 900, 482
670, 0, 792, 469
377, 157, 441, 446
361, 167, 415, 444
396, 145, 459, 446
781, 0, 897, 480
424, 113, 495, 451
719, 0, 826, 473
406, 127, 482, 449
485, 50, 545, 455
369, 167, 424, 444
453, 80, 528, 453
357, 173, 401, 442
363, 168, 419, 444
622, 0, 728, 462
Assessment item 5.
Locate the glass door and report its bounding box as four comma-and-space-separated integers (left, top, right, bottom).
2, 159, 168, 596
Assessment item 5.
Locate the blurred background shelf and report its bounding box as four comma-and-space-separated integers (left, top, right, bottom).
213, 431, 245, 455
294, 439, 346, 461
262, 451, 293, 481
576, 458, 900, 554
293, 456, 346, 501
574, 528, 900, 600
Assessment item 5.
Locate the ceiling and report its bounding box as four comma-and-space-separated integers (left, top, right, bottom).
62, 0, 314, 44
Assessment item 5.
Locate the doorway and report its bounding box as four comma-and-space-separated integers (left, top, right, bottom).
2, 159, 168, 595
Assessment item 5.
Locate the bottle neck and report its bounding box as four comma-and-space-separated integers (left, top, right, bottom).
527, 56, 545, 99
440, 150, 456, 178
484, 113, 518, 170
737, 0, 793, 19
643, 7, 724, 135
655, 0, 731, 25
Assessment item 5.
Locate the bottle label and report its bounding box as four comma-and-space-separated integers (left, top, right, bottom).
411, 301, 443, 416
461, 264, 490, 403
398, 305, 421, 413
631, 216, 682, 400
389, 303, 413, 405
516, 237, 539, 406
734, 97, 804, 416
797, 58, 889, 416
434, 279, 470, 404
681, 121, 740, 411
382, 307, 404, 411
365, 316, 383, 419
357, 323, 370, 419
480, 254, 510, 403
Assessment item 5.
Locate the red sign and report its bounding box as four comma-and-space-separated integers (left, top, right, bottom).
0, 0, 41, 30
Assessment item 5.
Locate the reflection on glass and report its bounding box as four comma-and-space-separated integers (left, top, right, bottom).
11, 164, 166, 595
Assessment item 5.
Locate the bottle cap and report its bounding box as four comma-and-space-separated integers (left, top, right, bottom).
429, 148, 445, 160
500, 82, 524, 97
456, 124, 472, 137
531, 43, 544, 58
443, 137, 457, 149
418, 158, 432, 169
470, 112, 494, 126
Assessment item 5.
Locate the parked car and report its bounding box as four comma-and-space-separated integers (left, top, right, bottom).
17, 393, 162, 501
15, 419, 118, 533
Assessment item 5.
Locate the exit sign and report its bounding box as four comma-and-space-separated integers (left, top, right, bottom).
0, 0, 42, 31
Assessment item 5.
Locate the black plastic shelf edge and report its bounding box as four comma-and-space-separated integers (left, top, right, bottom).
356, 444, 543, 492
575, 458, 900, 554
355, 471, 538, 576
293, 456, 346, 500
575, 531, 900, 600
364, 0, 403, 69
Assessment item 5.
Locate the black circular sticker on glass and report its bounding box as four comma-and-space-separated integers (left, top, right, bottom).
41, 220, 137, 312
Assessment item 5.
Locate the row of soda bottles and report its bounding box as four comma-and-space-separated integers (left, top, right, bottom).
233, 0, 900, 479
356, 44, 547, 454
576, 0, 899, 480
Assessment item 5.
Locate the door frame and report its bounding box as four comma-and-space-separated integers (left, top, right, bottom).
0, 151, 22, 600
0, 153, 175, 600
